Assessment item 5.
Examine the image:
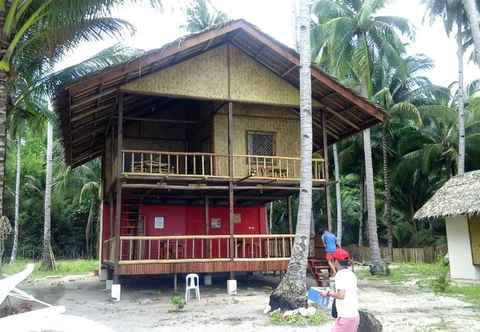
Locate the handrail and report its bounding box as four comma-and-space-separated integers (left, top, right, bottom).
115, 234, 294, 262
121, 149, 325, 180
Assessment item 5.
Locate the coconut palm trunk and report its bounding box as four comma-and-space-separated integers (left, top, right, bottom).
10, 136, 21, 263
363, 127, 384, 273
85, 199, 95, 257
382, 124, 393, 258
463, 0, 480, 63
332, 143, 342, 246
457, 15, 466, 175
269, 0, 312, 310
0, 71, 7, 218
42, 121, 55, 269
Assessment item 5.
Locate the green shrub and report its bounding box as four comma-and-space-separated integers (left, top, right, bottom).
170, 294, 186, 312
431, 265, 450, 293
270, 310, 329, 326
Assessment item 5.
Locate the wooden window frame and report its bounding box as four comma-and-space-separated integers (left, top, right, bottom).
246, 130, 277, 157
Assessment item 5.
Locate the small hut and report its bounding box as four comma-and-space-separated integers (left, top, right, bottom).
415, 170, 480, 281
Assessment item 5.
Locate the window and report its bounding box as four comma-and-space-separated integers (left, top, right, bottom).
247, 131, 276, 156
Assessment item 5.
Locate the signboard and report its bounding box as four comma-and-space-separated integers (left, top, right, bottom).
154, 216, 165, 229
211, 218, 221, 229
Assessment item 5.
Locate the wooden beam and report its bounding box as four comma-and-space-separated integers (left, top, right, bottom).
321, 111, 332, 231
281, 64, 298, 77
288, 196, 293, 234
114, 94, 124, 277
228, 101, 235, 279
320, 106, 361, 131
120, 116, 197, 124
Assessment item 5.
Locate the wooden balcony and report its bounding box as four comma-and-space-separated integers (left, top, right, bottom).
122, 150, 324, 182
103, 234, 294, 275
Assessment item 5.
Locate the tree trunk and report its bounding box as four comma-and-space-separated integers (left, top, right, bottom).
270, 0, 312, 311
463, 0, 480, 64
363, 128, 384, 274
10, 136, 21, 263
382, 124, 393, 260
0, 71, 7, 218
332, 143, 342, 246
42, 121, 55, 270
85, 199, 95, 258
457, 16, 466, 175
358, 169, 364, 247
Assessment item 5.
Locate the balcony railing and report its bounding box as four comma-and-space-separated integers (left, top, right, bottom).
122, 150, 324, 181
103, 234, 294, 263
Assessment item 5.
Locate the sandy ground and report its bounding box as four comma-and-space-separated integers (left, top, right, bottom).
11, 272, 480, 332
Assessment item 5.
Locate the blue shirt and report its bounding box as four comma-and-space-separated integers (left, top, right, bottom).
322, 232, 337, 253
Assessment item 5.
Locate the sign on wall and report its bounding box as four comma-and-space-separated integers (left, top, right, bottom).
211, 218, 221, 229
154, 216, 165, 229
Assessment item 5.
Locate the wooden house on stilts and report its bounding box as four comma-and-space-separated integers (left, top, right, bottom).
54, 20, 385, 297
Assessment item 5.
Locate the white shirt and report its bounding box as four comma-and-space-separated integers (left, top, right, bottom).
334, 268, 359, 318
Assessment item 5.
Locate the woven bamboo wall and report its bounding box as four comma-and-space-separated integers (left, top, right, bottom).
213, 103, 300, 175
122, 46, 229, 100
121, 44, 320, 107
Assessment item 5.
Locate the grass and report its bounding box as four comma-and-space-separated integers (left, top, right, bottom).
0, 259, 97, 280
357, 263, 480, 306
270, 310, 329, 326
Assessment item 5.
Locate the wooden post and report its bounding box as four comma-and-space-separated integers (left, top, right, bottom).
228, 102, 235, 280
321, 111, 332, 231
205, 196, 210, 257
288, 196, 293, 234
113, 94, 124, 281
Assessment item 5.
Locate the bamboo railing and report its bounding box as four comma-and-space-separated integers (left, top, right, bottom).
105, 234, 294, 263
122, 150, 324, 181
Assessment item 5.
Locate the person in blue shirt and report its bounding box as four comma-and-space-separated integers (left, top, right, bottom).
321, 229, 338, 275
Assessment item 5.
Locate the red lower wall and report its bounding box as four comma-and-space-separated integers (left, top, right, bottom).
102, 203, 268, 238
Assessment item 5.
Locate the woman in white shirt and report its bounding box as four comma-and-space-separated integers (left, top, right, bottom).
321, 248, 359, 332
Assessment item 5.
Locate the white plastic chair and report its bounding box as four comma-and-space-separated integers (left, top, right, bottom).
185, 274, 200, 302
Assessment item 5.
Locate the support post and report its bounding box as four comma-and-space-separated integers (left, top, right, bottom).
205, 196, 209, 257
174, 273, 178, 292
288, 196, 293, 234
228, 102, 235, 281
321, 111, 332, 231
113, 94, 124, 286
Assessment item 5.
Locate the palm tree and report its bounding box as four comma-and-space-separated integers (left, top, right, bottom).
42, 119, 54, 269
312, 0, 413, 273
18, 42, 144, 269
0, 0, 157, 222
78, 161, 101, 258
463, 0, 480, 62
373, 54, 437, 253
270, 0, 312, 310
182, 0, 228, 33
424, 0, 469, 175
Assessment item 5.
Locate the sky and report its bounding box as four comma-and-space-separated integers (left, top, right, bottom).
58, 0, 480, 88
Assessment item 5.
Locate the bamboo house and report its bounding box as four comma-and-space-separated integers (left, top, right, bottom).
54, 19, 385, 296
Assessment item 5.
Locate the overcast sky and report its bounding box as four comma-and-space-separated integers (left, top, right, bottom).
59, 0, 480, 88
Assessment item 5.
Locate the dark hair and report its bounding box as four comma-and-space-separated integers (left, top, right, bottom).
320, 228, 327, 234
339, 260, 351, 268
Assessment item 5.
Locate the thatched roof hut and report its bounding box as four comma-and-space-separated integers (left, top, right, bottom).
414, 170, 480, 220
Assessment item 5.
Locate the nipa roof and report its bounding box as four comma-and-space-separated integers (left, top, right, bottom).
54, 19, 386, 167
414, 170, 480, 220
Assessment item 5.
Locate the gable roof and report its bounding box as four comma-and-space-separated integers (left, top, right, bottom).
414, 171, 480, 220
54, 19, 386, 167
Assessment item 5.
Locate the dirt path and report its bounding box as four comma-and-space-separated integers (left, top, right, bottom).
16, 273, 480, 332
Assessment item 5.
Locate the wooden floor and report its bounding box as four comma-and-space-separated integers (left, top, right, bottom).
115, 259, 289, 275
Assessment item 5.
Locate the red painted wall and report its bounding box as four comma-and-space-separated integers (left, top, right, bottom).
140, 205, 267, 236
102, 203, 268, 261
